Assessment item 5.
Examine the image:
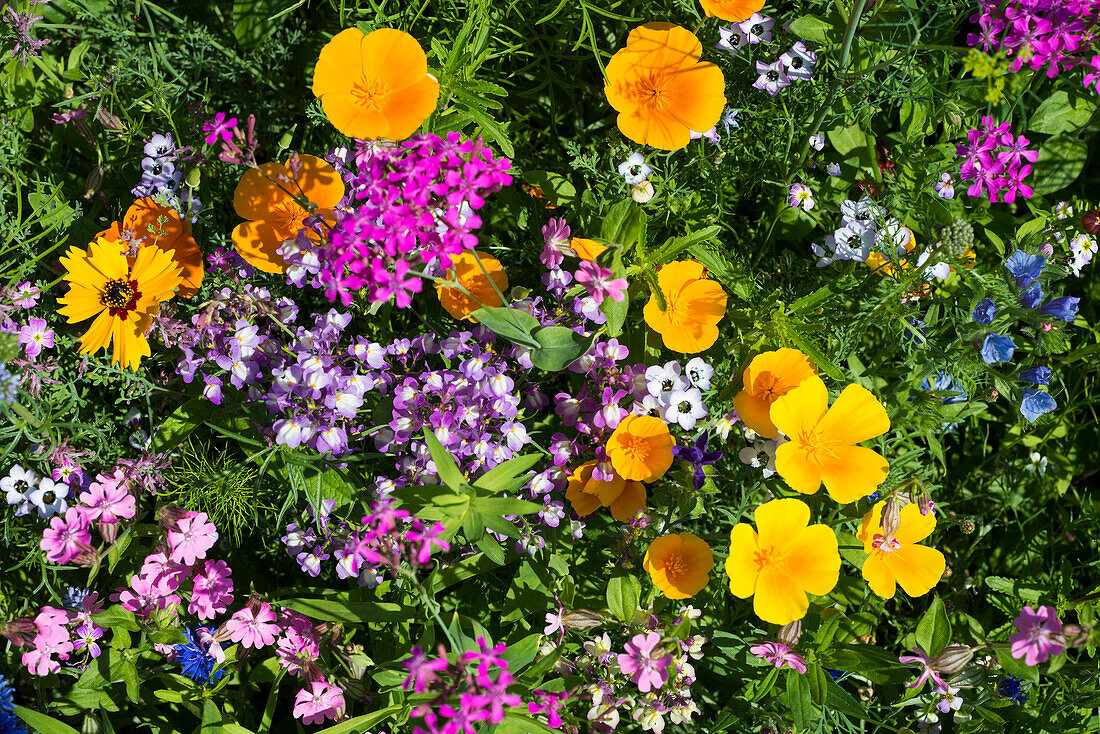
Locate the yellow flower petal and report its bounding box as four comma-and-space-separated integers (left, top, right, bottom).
773, 441, 823, 495
890, 544, 946, 597
783, 524, 841, 597
819, 445, 890, 504
753, 568, 809, 625
817, 383, 891, 443
725, 523, 759, 598
861, 553, 897, 599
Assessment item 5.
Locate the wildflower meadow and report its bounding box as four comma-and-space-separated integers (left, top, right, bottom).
3, 0, 1100, 731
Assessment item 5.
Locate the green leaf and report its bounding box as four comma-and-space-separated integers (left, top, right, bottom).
233, 0, 283, 49
312, 707, 404, 734
523, 171, 577, 207
152, 397, 221, 453
995, 645, 1040, 684
1028, 90, 1096, 135
495, 713, 554, 733
282, 599, 418, 623
473, 495, 544, 516
1031, 136, 1088, 195
428, 552, 495, 592
915, 596, 952, 657
985, 576, 1045, 603
529, 326, 596, 371
808, 662, 829, 705
823, 675, 868, 718
900, 99, 932, 140
422, 427, 468, 492
474, 454, 545, 493
92, 606, 139, 632
476, 533, 506, 564
13, 707, 80, 734
789, 15, 833, 44
826, 124, 869, 157
467, 307, 541, 349
600, 199, 647, 248
606, 574, 641, 622
786, 668, 814, 730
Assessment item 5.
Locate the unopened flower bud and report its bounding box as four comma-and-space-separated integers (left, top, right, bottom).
777, 619, 802, 648
83, 166, 105, 200
278, 125, 297, 153
510, 286, 531, 301
1081, 210, 1100, 236
186, 167, 202, 189
82, 713, 101, 734
631, 181, 655, 203
158, 505, 192, 529
99, 522, 119, 543
960, 518, 976, 534
932, 645, 973, 676
74, 543, 98, 567
562, 609, 603, 631
2, 618, 38, 646
96, 107, 123, 131
881, 495, 902, 538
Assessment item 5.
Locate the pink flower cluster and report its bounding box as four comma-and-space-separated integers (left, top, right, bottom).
968, 0, 1100, 87
318, 133, 513, 307
956, 117, 1038, 203
19, 594, 104, 675
39, 468, 138, 564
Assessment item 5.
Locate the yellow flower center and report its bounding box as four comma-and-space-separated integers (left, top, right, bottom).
663, 552, 686, 579
617, 434, 652, 464
753, 545, 787, 572
273, 202, 311, 235
753, 372, 787, 402
100, 278, 139, 317
352, 77, 390, 110
638, 73, 675, 111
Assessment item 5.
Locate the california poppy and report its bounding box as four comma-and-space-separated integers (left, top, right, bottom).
572, 238, 607, 262
57, 238, 183, 370
700, 0, 766, 21
605, 24, 726, 151
725, 498, 840, 625
96, 198, 204, 299
605, 414, 675, 482
643, 260, 727, 353
312, 27, 439, 141
644, 532, 713, 599
770, 376, 891, 504
435, 250, 508, 320
731, 348, 817, 438
565, 460, 646, 523
231, 155, 345, 274
857, 502, 946, 599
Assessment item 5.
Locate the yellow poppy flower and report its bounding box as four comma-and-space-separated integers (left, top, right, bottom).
770, 376, 891, 504
435, 250, 509, 321
605, 415, 675, 482
699, 0, 765, 22
96, 198, 204, 299
642, 260, 727, 354
731, 348, 817, 438
604, 23, 726, 151
644, 532, 713, 599
725, 498, 840, 625
571, 237, 607, 262
564, 460, 646, 523
312, 27, 440, 141
57, 238, 184, 370
857, 502, 946, 599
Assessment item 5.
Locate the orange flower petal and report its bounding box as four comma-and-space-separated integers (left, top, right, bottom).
312, 28, 366, 98
666, 63, 726, 133
819, 445, 890, 504
725, 523, 759, 598
817, 383, 891, 444
609, 481, 646, 523
700, 0, 766, 22
565, 479, 602, 517
233, 163, 293, 221
380, 75, 441, 142
731, 391, 779, 439
232, 221, 287, 274
294, 155, 347, 210
773, 441, 823, 495
361, 28, 430, 89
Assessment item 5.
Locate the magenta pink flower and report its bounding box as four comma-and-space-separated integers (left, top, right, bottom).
616, 631, 673, 693
78, 472, 136, 524
203, 112, 238, 145
1010, 605, 1065, 666
750, 641, 807, 673
40, 507, 91, 564
404, 519, 450, 565
19, 317, 54, 357
225, 602, 280, 649
574, 261, 628, 305
167, 511, 219, 566
292, 680, 345, 725
276, 628, 321, 678
115, 570, 181, 616
540, 217, 572, 270
189, 559, 235, 620
403, 645, 450, 693
899, 647, 950, 693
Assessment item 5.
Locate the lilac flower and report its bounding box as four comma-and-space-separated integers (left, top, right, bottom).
1019, 366, 1052, 385
788, 183, 814, 211
202, 112, 238, 145
934, 172, 955, 199
672, 433, 722, 490
972, 298, 996, 324
73, 624, 103, 658
1020, 389, 1057, 422
4, 0, 50, 66
1010, 605, 1065, 665
716, 25, 748, 55
980, 333, 1016, 364
722, 107, 741, 132
753, 60, 790, 96
1004, 251, 1046, 287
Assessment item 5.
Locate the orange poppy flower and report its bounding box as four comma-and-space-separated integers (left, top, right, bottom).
435, 250, 508, 320
604, 23, 726, 151
699, 0, 766, 22
644, 532, 713, 599
96, 198, 204, 299
231, 155, 345, 274
731, 348, 817, 438
643, 260, 727, 353
565, 460, 646, 523
857, 501, 946, 599
770, 376, 891, 504
312, 27, 439, 141
725, 498, 841, 624
605, 414, 675, 482
571, 238, 607, 262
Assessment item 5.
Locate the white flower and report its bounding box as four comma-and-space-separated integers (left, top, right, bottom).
631, 180, 655, 203
716, 25, 748, 55
684, 357, 713, 390
680, 635, 706, 659
665, 387, 707, 430
668, 698, 700, 725
807, 132, 825, 150
28, 478, 69, 518
618, 152, 653, 185
2, 464, 37, 516
645, 362, 687, 402
713, 410, 739, 440
634, 394, 665, 419
826, 162, 842, 176
633, 703, 666, 733
782, 41, 818, 81
934, 172, 955, 199
832, 224, 876, 262
737, 439, 782, 478
584, 632, 612, 659
1025, 451, 1048, 474
677, 604, 702, 620
936, 685, 964, 714
1054, 201, 1073, 220
917, 251, 951, 280
841, 196, 883, 229
738, 12, 775, 44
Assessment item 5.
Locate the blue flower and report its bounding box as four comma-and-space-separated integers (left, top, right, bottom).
1019, 366, 1052, 386
0, 364, 20, 403
1004, 250, 1046, 287
1020, 389, 1057, 422
1019, 283, 1043, 309
174, 628, 225, 685
901, 318, 927, 345
824, 668, 850, 682
980, 333, 1016, 364
972, 298, 996, 324
997, 675, 1028, 704
672, 433, 723, 490
0, 710, 29, 734
1040, 296, 1079, 323
921, 371, 967, 404
0, 675, 13, 710
722, 107, 741, 132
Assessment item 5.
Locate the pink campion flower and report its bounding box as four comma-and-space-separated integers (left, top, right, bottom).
276, 628, 321, 678
617, 631, 673, 693
189, 560, 235, 620
225, 602, 280, 649
40, 507, 92, 564
12, 281, 41, 308
1000, 164, 1034, 204
78, 474, 136, 524
540, 217, 573, 270
115, 571, 182, 616
202, 112, 238, 145
403, 645, 450, 692
167, 511, 219, 566
141, 551, 190, 594
370, 257, 423, 307
787, 183, 815, 211
292, 681, 346, 725
574, 261, 627, 305
19, 318, 54, 357
463, 637, 510, 688
749, 642, 807, 674
1010, 605, 1065, 665
404, 519, 450, 565
1084, 54, 1100, 92
528, 690, 568, 728
899, 648, 950, 693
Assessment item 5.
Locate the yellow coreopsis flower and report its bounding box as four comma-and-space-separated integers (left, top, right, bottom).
58, 238, 184, 370
770, 375, 891, 504
857, 501, 946, 599
725, 498, 840, 625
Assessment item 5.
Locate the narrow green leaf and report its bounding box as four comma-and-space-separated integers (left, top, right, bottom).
13, 707, 80, 734
474, 454, 545, 493
421, 427, 467, 492
282, 599, 418, 623
786, 669, 814, 730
